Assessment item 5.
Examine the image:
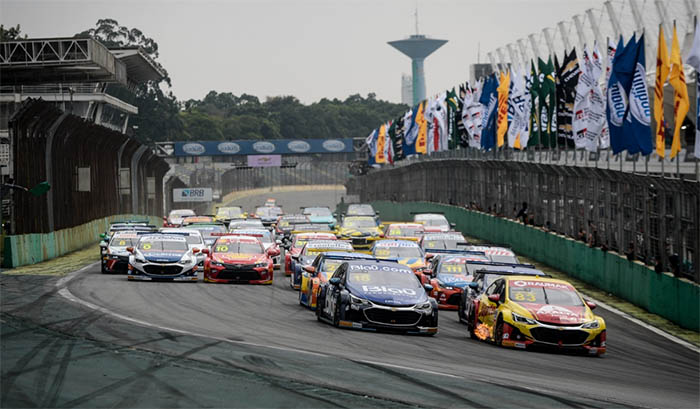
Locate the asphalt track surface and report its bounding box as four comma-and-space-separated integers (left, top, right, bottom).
3, 188, 699, 408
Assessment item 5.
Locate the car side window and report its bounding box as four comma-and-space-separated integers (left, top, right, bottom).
485, 281, 499, 296
332, 264, 346, 280
497, 280, 506, 302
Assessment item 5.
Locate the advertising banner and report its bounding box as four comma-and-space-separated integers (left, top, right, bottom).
173, 188, 212, 202
173, 138, 353, 156
247, 155, 282, 167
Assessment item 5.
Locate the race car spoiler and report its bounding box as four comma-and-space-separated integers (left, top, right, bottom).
467, 261, 536, 269
429, 249, 487, 256
112, 220, 151, 224
136, 231, 189, 236
458, 243, 513, 250
473, 268, 548, 277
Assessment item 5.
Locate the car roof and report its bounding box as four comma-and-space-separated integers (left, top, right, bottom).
374, 239, 420, 247
388, 223, 423, 227
138, 233, 187, 241
159, 228, 202, 235
320, 252, 376, 260
216, 235, 262, 243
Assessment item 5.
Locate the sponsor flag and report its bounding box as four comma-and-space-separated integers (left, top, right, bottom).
654, 26, 670, 157
480, 74, 498, 151
446, 88, 460, 150
589, 44, 607, 150
457, 83, 469, 147
527, 60, 541, 147
393, 114, 405, 161
607, 36, 637, 154
557, 49, 581, 143
386, 120, 396, 164
415, 100, 428, 154
496, 70, 511, 148
403, 107, 418, 157
508, 67, 530, 149
686, 20, 700, 159
669, 25, 689, 159
435, 91, 449, 152
600, 38, 619, 150
366, 128, 378, 166
375, 122, 387, 164
574, 44, 607, 152
538, 57, 557, 148
425, 95, 436, 154
463, 80, 484, 148
627, 33, 653, 155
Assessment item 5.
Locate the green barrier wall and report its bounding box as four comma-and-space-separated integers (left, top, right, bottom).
3, 214, 160, 268
371, 200, 700, 331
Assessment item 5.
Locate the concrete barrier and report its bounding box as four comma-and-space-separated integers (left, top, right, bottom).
3, 214, 160, 268
370, 200, 700, 331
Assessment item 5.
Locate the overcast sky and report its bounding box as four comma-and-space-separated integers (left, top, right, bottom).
3, 0, 613, 104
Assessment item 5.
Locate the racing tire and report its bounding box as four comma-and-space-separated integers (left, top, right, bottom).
467, 312, 478, 340
101, 263, 108, 274
332, 295, 341, 327
457, 299, 464, 323
495, 316, 504, 346
298, 286, 304, 306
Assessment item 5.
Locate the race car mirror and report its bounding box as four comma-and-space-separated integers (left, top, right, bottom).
192, 248, 200, 254
450, 223, 456, 228
126, 247, 134, 253
488, 294, 501, 303
99, 242, 107, 248
425, 253, 435, 260
423, 284, 433, 292
586, 301, 597, 310
202, 249, 210, 255
304, 266, 316, 274
468, 282, 480, 290
267, 248, 280, 256
329, 277, 341, 286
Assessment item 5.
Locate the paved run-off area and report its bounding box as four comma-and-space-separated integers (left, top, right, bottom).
1, 187, 698, 408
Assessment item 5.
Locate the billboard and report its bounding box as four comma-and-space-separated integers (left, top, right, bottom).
173, 187, 212, 202
173, 138, 353, 156
247, 155, 282, 167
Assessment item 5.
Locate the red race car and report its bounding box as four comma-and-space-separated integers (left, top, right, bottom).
284, 232, 336, 276
203, 235, 276, 284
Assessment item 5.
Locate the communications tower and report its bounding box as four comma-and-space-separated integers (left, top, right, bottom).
388, 10, 447, 105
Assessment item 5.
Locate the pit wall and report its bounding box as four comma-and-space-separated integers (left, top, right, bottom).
2, 214, 160, 268
370, 200, 700, 331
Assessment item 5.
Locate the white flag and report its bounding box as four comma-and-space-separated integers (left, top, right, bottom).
507, 67, 530, 148
686, 20, 700, 158
436, 91, 448, 151
573, 46, 597, 151
589, 44, 608, 150
462, 80, 484, 148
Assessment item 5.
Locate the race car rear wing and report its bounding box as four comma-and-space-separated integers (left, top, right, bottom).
472, 268, 548, 277
428, 249, 487, 256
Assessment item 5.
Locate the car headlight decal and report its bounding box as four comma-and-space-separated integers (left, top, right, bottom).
581, 319, 600, 329
511, 312, 537, 325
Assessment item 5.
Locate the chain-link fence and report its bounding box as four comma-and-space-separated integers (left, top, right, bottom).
222, 161, 352, 193
347, 159, 699, 283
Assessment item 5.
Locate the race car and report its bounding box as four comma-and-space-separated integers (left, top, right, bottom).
163, 209, 195, 227
101, 231, 140, 273
229, 228, 282, 267
465, 245, 519, 263
419, 232, 469, 258
228, 219, 265, 231
274, 214, 311, 240
335, 216, 383, 250
186, 222, 228, 248
126, 233, 199, 281
284, 232, 337, 275
159, 228, 207, 270
412, 213, 453, 233
203, 235, 275, 284
301, 206, 338, 229
252, 206, 284, 228
214, 206, 245, 224
264, 198, 277, 207
426, 254, 490, 310
181, 216, 215, 226
315, 259, 438, 335
383, 223, 425, 242
289, 239, 354, 289
100, 222, 156, 257
458, 264, 546, 325
298, 252, 377, 309
470, 275, 606, 355
344, 204, 378, 217
371, 239, 429, 283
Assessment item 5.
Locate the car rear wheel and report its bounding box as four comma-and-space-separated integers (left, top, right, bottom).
467, 313, 478, 340
298, 287, 304, 306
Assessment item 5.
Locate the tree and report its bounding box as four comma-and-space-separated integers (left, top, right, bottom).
0, 24, 26, 41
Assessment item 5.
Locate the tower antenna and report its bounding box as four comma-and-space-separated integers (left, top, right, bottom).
415, 8, 419, 35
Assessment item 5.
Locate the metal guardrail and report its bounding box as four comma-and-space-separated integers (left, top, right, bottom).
348, 159, 699, 283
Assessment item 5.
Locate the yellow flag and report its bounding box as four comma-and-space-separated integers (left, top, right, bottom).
415, 101, 428, 154
654, 26, 670, 158
376, 123, 386, 163
496, 71, 510, 148
669, 25, 689, 159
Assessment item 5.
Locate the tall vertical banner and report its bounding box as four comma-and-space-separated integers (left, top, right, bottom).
462, 80, 484, 148
480, 75, 498, 151
669, 25, 689, 159
654, 26, 670, 157
538, 58, 557, 148
415, 101, 428, 154
557, 49, 581, 143
508, 67, 531, 149
528, 60, 541, 147
375, 123, 387, 164
496, 71, 511, 148
607, 36, 636, 154
573, 46, 596, 151
446, 88, 460, 150
627, 33, 653, 155
366, 128, 378, 166
686, 20, 700, 159
403, 106, 418, 157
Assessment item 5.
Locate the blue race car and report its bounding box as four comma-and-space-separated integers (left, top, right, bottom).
316, 259, 438, 335
298, 252, 377, 309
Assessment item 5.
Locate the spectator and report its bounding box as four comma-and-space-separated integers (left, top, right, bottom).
626, 242, 636, 262
654, 256, 664, 274
668, 253, 681, 277
577, 228, 587, 242
515, 202, 528, 223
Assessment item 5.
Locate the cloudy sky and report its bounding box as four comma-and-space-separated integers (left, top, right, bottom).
3, 0, 628, 103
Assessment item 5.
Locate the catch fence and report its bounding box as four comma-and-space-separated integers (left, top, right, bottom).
222, 161, 353, 193
347, 159, 699, 283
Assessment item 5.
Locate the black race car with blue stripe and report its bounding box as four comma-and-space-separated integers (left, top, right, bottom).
316, 259, 438, 335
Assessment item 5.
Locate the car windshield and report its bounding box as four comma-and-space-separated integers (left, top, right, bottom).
304, 207, 332, 216
213, 241, 263, 254
232, 231, 272, 244
509, 284, 583, 306
343, 217, 376, 228
171, 210, 195, 217
182, 235, 203, 245
229, 222, 263, 230
373, 245, 422, 258
423, 239, 465, 250
320, 259, 344, 273
388, 226, 423, 236
138, 239, 188, 251
438, 262, 467, 275
347, 205, 374, 215
110, 236, 138, 247
217, 208, 242, 217
190, 225, 227, 238
421, 218, 448, 227
256, 207, 282, 217
491, 254, 518, 263
347, 265, 420, 289
305, 246, 351, 256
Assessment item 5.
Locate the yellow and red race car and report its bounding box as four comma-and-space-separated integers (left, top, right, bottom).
284, 232, 337, 276
203, 235, 276, 284
470, 275, 606, 355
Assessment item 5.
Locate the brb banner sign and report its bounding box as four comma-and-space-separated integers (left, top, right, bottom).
173, 138, 353, 157
173, 188, 212, 202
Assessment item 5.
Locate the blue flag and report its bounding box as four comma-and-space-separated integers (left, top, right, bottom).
627, 34, 653, 155
607, 36, 637, 154
402, 106, 418, 157
366, 128, 378, 166
480, 74, 498, 151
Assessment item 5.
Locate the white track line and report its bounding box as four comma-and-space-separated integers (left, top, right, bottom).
55, 274, 460, 379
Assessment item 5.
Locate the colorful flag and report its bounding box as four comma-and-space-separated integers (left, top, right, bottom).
462, 80, 484, 148
446, 88, 460, 150
589, 44, 607, 150
507, 67, 530, 149
366, 128, 378, 166
393, 114, 405, 161
607, 36, 637, 154
403, 106, 418, 156
538, 57, 557, 148
496, 70, 511, 148
669, 25, 689, 159
557, 49, 581, 143
375, 123, 387, 164
456, 83, 469, 147
627, 33, 653, 156
385, 120, 396, 164
527, 60, 541, 147
686, 20, 700, 159
573, 46, 595, 150
654, 26, 670, 157
415, 100, 428, 154
480, 74, 498, 151
599, 38, 619, 150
